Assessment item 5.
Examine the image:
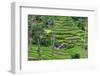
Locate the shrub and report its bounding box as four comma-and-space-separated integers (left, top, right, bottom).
71, 53, 80, 59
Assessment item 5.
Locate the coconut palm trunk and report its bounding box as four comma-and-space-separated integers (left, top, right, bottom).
37, 37, 41, 60
51, 22, 55, 57
51, 34, 55, 56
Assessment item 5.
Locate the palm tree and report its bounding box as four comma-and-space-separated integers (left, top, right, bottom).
28, 15, 44, 60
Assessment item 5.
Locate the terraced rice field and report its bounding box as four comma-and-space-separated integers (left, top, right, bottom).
28, 15, 88, 61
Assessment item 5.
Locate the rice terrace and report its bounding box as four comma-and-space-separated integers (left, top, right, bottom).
28, 15, 88, 61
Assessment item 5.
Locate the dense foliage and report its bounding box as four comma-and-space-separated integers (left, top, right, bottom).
28, 15, 88, 60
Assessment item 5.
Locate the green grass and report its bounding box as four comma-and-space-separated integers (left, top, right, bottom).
28, 45, 87, 60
